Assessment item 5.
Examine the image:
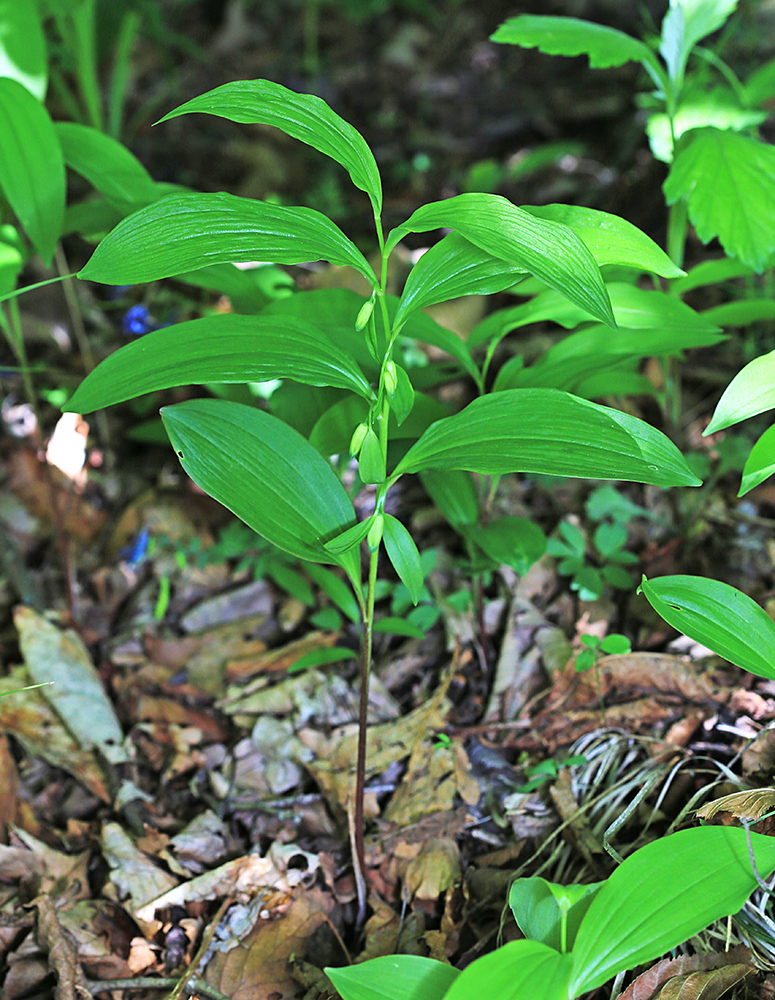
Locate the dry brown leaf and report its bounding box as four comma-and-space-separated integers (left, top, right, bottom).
0, 734, 20, 839
615, 946, 752, 1000
696, 788, 775, 823
656, 963, 754, 999
404, 837, 461, 901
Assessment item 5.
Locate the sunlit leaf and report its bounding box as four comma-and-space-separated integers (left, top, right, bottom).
570, 826, 775, 995
63, 314, 374, 413
161, 399, 361, 590
646, 89, 765, 163
55, 122, 158, 209
664, 128, 775, 271
325, 955, 458, 1000
0, 0, 47, 98
638, 574, 775, 678
158, 79, 382, 216
393, 389, 701, 488
0, 78, 65, 265
509, 877, 602, 952
491, 15, 655, 71
386, 193, 614, 328
660, 0, 739, 83
740, 424, 775, 496
79, 192, 376, 286
705, 348, 775, 432
443, 941, 573, 1000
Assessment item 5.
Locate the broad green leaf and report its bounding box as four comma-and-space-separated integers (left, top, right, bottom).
393, 389, 701, 488
705, 348, 775, 433
660, 0, 738, 84
465, 517, 547, 575
161, 399, 360, 590
395, 232, 526, 329
638, 575, 775, 678
702, 299, 775, 328
646, 89, 766, 163
158, 79, 382, 216
570, 826, 775, 995
491, 15, 655, 71
442, 941, 573, 1000
670, 256, 754, 295
78, 192, 376, 286
524, 205, 684, 278
386, 193, 615, 328
420, 469, 479, 528
0, 0, 47, 98
63, 314, 374, 413
0, 77, 65, 265
326, 955, 458, 1000
509, 877, 602, 952
55, 121, 157, 209
744, 56, 775, 107
383, 514, 423, 605
664, 128, 775, 272
740, 424, 775, 496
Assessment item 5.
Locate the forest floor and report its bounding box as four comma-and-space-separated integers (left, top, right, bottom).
4, 1, 775, 998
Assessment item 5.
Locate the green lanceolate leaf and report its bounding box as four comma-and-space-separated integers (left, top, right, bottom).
78, 192, 376, 286
705, 348, 775, 432
491, 14, 656, 71
420, 469, 479, 528
161, 399, 361, 591
638, 575, 775, 678
569, 825, 775, 995
63, 314, 375, 413
55, 121, 158, 209
740, 424, 775, 495
664, 128, 775, 272
394, 232, 527, 329
523, 205, 684, 278
0, 0, 47, 99
443, 941, 573, 1000
382, 514, 423, 604
158, 79, 382, 217
386, 193, 615, 328
393, 389, 701, 488
0, 78, 65, 265
326, 955, 458, 1000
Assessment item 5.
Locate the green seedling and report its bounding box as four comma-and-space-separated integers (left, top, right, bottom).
63, 77, 700, 923
548, 518, 639, 602
513, 755, 588, 794
575, 633, 631, 673
327, 825, 775, 1000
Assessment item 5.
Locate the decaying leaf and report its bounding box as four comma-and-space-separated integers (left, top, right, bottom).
696, 789, 775, 824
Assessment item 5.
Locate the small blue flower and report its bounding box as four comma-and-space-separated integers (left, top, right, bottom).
123, 304, 153, 336
122, 527, 150, 566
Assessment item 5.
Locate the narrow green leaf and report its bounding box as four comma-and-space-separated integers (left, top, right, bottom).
382, 514, 423, 605
324, 517, 373, 555
670, 256, 755, 295
161, 399, 360, 590
570, 826, 775, 995
389, 296, 479, 383
305, 563, 361, 624
158, 79, 382, 216
524, 205, 684, 277
740, 424, 775, 496
638, 574, 775, 678
664, 128, 775, 271
55, 121, 157, 209
420, 469, 479, 528
442, 941, 573, 1000
78, 192, 376, 286
491, 15, 655, 70
702, 299, 775, 328
63, 314, 374, 414
0, 78, 65, 265
326, 955, 458, 1000
386, 193, 615, 328
393, 389, 701, 488
0, 0, 47, 98
465, 517, 547, 575
395, 232, 526, 328
290, 647, 356, 673
705, 348, 775, 433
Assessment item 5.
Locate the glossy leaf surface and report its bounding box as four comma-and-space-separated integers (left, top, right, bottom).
570, 826, 775, 995
79, 192, 376, 286
326, 954, 458, 1000
393, 389, 701, 488
740, 424, 775, 496
161, 399, 360, 588
0, 0, 47, 98
55, 122, 157, 209
64, 314, 374, 413
705, 348, 775, 432
664, 128, 775, 271
443, 941, 573, 1000
509, 877, 602, 952
524, 204, 684, 277
491, 15, 654, 70
0, 78, 65, 265
638, 575, 775, 678
386, 193, 615, 328
158, 79, 382, 216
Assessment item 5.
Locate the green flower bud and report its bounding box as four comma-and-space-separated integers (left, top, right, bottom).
367, 514, 384, 552
355, 295, 375, 331
349, 421, 369, 457
384, 360, 398, 396
358, 427, 385, 483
